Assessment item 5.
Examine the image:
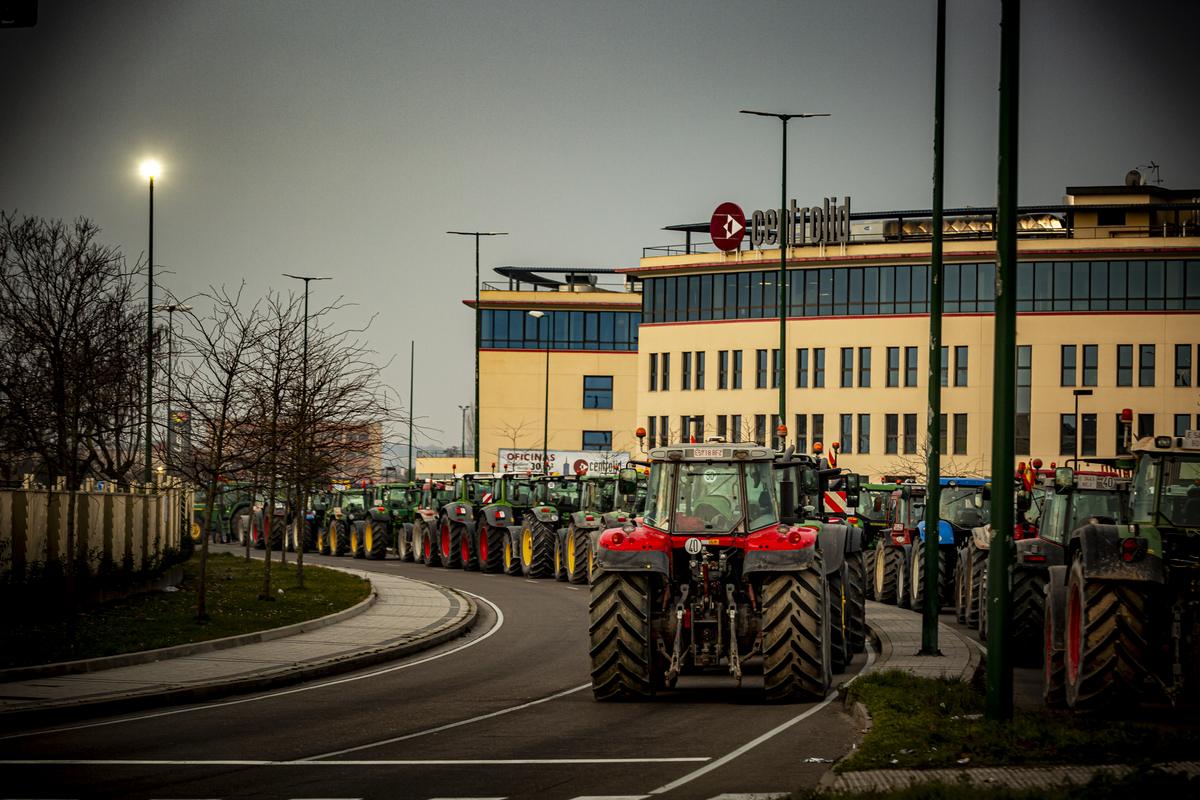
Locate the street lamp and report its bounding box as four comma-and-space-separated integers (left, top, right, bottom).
447, 230, 508, 472
140, 159, 161, 483
739, 110, 828, 441
458, 404, 469, 458
1072, 389, 1093, 468
153, 303, 191, 473
529, 310, 548, 474
283, 274, 332, 500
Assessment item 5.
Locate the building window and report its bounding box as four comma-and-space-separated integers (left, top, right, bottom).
731, 414, 742, 443
582, 431, 612, 451
1116, 414, 1130, 456
858, 414, 870, 454
796, 414, 808, 453
1117, 345, 1133, 386
1081, 413, 1097, 456
940, 346, 949, 387
772, 348, 781, 389
1017, 344, 1031, 456
1060, 414, 1076, 456
680, 415, 691, 443
1177, 414, 1194, 436
939, 413, 947, 453
886, 414, 899, 454
1138, 414, 1155, 439
755, 414, 766, 446
771, 413, 782, 450
662, 353, 671, 391
696, 351, 706, 390
718, 350, 729, 389
649, 353, 657, 392
887, 347, 900, 387
717, 415, 727, 440
904, 413, 917, 454
756, 349, 768, 389
733, 350, 743, 389
905, 347, 918, 387
1176, 344, 1192, 387
836, 414, 851, 454
660, 415, 668, 447
955, 346, 968, 386
648, 416, 657, 449
859, 347, 871, 387
1082, 344, 1098, 386
1061, 345, 1077, 386
682, 352, 692, 390
813, 414, 824, 448
1140, 345, 1155, 386
814, 348, 825, 388
796, 348, 809, 388
841, 348, 854, 388
583, 376, 613, 409
954, 413, 967, 455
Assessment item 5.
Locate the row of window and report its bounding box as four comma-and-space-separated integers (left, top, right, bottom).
1061, 343, 1200, 387
641, 260, 1200, 323
648, 346, 971, 391
481, 309, 641, 350
1059, 414, 1200, 457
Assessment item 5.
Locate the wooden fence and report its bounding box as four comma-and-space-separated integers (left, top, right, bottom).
0, 477, 193, 579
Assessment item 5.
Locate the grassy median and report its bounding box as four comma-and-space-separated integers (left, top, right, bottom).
0, 552, 371, 669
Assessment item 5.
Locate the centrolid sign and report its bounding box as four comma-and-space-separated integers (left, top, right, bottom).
711, 196, 852, 251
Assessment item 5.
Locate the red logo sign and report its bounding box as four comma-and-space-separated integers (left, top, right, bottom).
710, 202, 746, 252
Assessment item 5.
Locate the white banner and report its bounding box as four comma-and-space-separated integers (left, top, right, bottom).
499, 449, 631, 476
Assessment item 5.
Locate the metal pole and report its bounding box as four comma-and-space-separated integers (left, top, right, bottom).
145, 175, 154, 483
920, 0, 947, 657
987, 0, 1021, 723
409, 340, 415, 481
778, 118, 788, 436
474, 235, 480, 472
542, 316, 549, 475
166, 308, 173, 473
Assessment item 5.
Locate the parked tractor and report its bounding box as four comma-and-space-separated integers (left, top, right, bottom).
380, 482, 420, 561
477, 473, 536, 574
435, 472, 496, 570
515, 475, 574, 579
590, 441, 837, 702
193, 480, 253, 544
411, 480, 457, 566
872, 482, 924, 607
1044, 423, 1200, 712
584, 471, 648, 581
321, 485, 370, 557
852, 484, 895, 601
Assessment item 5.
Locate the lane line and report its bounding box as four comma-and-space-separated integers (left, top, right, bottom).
300, 683, 591, 760
0, 589, 504, 741
0, 757, 710, 766
648, 640, 876, 795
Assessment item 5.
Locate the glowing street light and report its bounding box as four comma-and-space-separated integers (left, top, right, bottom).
140, 160, 162, 483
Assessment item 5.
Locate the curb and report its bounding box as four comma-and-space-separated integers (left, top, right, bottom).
0, 582, 478, 733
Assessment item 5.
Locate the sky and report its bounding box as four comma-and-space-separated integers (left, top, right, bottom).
3, 0, 1198, 459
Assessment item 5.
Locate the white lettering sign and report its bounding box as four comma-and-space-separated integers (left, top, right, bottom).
498, 449, 631, 476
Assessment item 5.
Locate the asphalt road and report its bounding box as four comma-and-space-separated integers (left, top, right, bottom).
0, 547, 869, 800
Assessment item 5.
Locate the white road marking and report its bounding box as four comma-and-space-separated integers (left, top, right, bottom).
0, 758, 710, 766
707, 794, 790, 799
0, 589, 505, 742
971, 638, 988, 655
647, 640, 876, 795
300, 683, 591, 760
525, 580, 539, 583
568, 796, 650, 800
566, 586, 580, 591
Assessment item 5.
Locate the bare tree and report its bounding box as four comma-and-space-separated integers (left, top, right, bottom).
494, 417, 536, 450
879, 433, 989, 484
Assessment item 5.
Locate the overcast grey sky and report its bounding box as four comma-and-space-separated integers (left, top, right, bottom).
3, 0, 1197, 454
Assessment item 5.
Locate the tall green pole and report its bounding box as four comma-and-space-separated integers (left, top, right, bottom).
920, 0, 947, 657
408, 340, 415, 481
144, 175, 154, 484
474, 235, 481, 473
542, 316, 549, 474
987, 0, 1020, 722
778, 117, 788, 435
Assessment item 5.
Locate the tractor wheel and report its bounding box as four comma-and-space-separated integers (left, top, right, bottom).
502, 529, 522, 575
397, 523, 413, 561
317, 521, 332, 556
1044, 568, 1068, 709
303, 518, 320, 552
761, 564, 829, 703
965, 542, 986, 629
232, 509, 251, 546
874, 544, 899, 604
1065, 557, 1148, 713
439, 517, 463, 569
268, 517, 284, 552
862, 546, 876, 601
896, 550, 910, 610
846, 550, 866, 654
350, 521, 366, 559
567, 526, 590, 585
910, 540, 952, 610
554, 530, 569, 582
589, 571, 657, 701
366, 518, 389, 560
828, 564, 849, 674
421, 520, 442, 567
1012, 567, 1047, 667
251, 513, 266, 550
978, 567, 989, 642
459, 523, 478, 571
285, 521, 297, 552
478, 526, 504, 573
520, 518, 556, 579
954, 548, 968, 624
192, 512, 206, 543
333, 520, 351, 557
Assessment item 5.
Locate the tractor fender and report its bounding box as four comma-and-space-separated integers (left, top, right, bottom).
368, 508, 390, 523
481, 504, 516, 528
842, 523, 863, 554
1045, 565, 1068, 651
528, 506, 562, 525
403, 522, 414, 541
971, 524, 991, 551
742, 547, 817, 576
918, 519, 956, 546
817, 524, 848, 575
441, 503, 475, 525
1073, 523, 1164, 583
596, 526, 670, 577
1015, 536, 1065, 568
570, 511, 602, 530
416, 509, 438, 524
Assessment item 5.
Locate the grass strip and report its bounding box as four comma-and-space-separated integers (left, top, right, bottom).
0, 552, 370, 669
836, 669, 1200, 772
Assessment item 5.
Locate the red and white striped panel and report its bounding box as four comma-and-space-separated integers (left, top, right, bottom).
824, 491, 847, 515
482, 493, 493, 504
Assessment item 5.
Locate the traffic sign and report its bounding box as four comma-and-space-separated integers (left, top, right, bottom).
710, 202, 746, 252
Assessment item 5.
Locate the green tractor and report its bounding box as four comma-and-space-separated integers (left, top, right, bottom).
851, 483, 898, 600
192, 480, 253, 544
517, 475, 578, 580
410, 479, 457, 566
1046, 422, 1200, 713
321, 484, 370, 558
432, 472, 496, 570
379, 482, 420, 561
477, 473, 537, 575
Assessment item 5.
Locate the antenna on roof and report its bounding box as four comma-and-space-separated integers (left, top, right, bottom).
1137, 162, 1163, 186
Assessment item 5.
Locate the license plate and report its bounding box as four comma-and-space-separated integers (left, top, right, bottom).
692, 447, 723, 458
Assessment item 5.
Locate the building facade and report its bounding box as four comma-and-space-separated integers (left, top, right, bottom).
627, 182, 1200, 481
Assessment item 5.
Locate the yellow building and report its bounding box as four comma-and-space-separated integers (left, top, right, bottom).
625, 179, 1200, 481
469, 268, 643, 471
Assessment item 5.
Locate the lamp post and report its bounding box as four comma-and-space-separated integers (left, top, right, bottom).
283, 274, 332, 495
1072, 389, 1093, 468
739, 111, 828, 441
447, 230, 508, 472
458, 404, 469, 458
153, 303, 191, 473
140, 160, 160, 483
529, 311, 548, 474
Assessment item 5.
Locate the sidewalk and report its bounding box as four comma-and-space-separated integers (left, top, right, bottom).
862, 600, 981, 682
0, 566, 476, 731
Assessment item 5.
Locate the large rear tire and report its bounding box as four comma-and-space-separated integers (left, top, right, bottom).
351, 521, 367, 559
911, 539, 952, 609
366, 518, 389, 560
478, 525, 504, 573
520, 518, 556, 578
459, 523, 478, 571
1065, 557, 1148, 713
1044, 567, 1068, 709
502, 530, 522, 575
439, 517, 463, 569
554, 530, 569, 582
846, 550, 866, 654
334, 520, 351, 557
1012, 567, 1047, 667
862, 546, 876, 601
965, 542, 986, 629
895, 550, 910, 610
874, 544, 900, 604
317, 520, 332, 556
954, 547, 968, 624
421, 520, 442, 567
567, 526, 590, 585
589, 571, 655, 701
251, 513, 266, 550
828, 564, 849, 674
397, 523, 414, 562
761, 566, 829, 703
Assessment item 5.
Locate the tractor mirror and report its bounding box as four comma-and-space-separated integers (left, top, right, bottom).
844, 473, 861, 507
779, 479, 796, 520
1054, 467, 1074, 494
800, 469, 819, 495
617, 467, 638, 496
981, 484, 991, 501
1016, 490, 1031, 511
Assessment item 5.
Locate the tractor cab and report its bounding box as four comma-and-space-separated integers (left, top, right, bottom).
937, 478, 991, 546
885, 483, 926, 546
1127, 434, 1200, 531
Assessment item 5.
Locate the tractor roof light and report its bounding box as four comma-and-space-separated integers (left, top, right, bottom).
667, 450, 684, 460
1032, 458, 1043, 469
636, 427, 646, 438
1121, 408, 1133, 422
733, 450, 750, 459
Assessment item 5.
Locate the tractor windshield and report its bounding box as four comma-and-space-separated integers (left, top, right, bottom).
1134, 455, 1200, 527
465, 479, 494, 503
1068, 490, 1124, 531
940, 487, 990, 528
673, 463, 744, 533
643, 463, 673, 531
385, 488, 410, 506
545, 479, 583, 513
856, 488, 892, 522
341, 493, 365, 513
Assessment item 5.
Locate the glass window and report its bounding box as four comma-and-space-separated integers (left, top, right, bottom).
941, 346, 949, 387
1140, 344, 1155, 386
886, 414, 898, 454
1072, 261, 1090, 310
796, 414, 808, 453
841, 348, 854, 388
1138, 414, 1155, 439
696, 351, 706, 390
1176, 344, 1192, 387
1177, 414, 1194, 437
756, 349, 768, 389
717, 415, 727, 440
864, 266, 879, 315
1147, 261, 1165, 310
750, 272, 763, 319
955, 346, 968, 386
1082, 413, 1097, 457
820, 268, 834, 315
583, 376, 613, 409
682, 352, 692, 391
1082, 344, 1098, 387
1117, 345, 1133, 386
744, 462, 779, 532
1060, 414, 1076, 456
582, 431, 612, 451
660, 415, 669, 447
858, 414, 870, 454
903, 414, 917, 454
1016, 262, 1034, 312
848, 268, 863, 315
1090, 262, 1108, 311
649, 353, 658, 392
1017, 346, 1031, 456
944, 263, 959, 313
912, 264, 929, 312
814, 348, 825, 388
905, 347, 918, 387
796, 348, 808, 388
1054, 262, 1071, 311
1128, 261, 1146, 311
1034, 262, 1053, 311
772, 348, 781, 389
642, 462, 675, 531
1061, 345, 1077, 387
1109, 261, 1127, 311
719, 350, 728, 389
737, 273, 751, 319
755, 414, 766, 445
840, 414, 853, 454
939, 413, 948, 453
662, 352, 671, 391
887, 347, 899, 387
960, 264, 977, 313
733, 350, 743, 389
859, 347, 871, 387
648, 416, 656, 448
731, 414, 742, 443
954, 414, 967, 455
833, 269, 848, 315
770, 414, 781, 450
813, 414, 824, 446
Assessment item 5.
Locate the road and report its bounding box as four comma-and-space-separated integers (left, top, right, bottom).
0, 547, 868, 800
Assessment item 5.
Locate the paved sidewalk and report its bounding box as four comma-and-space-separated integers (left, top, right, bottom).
0, 566, 475, 729
863, 600, 980, 681
831, 762, 1200, 792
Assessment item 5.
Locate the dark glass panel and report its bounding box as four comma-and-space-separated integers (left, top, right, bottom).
1034, 262, 1053, 311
